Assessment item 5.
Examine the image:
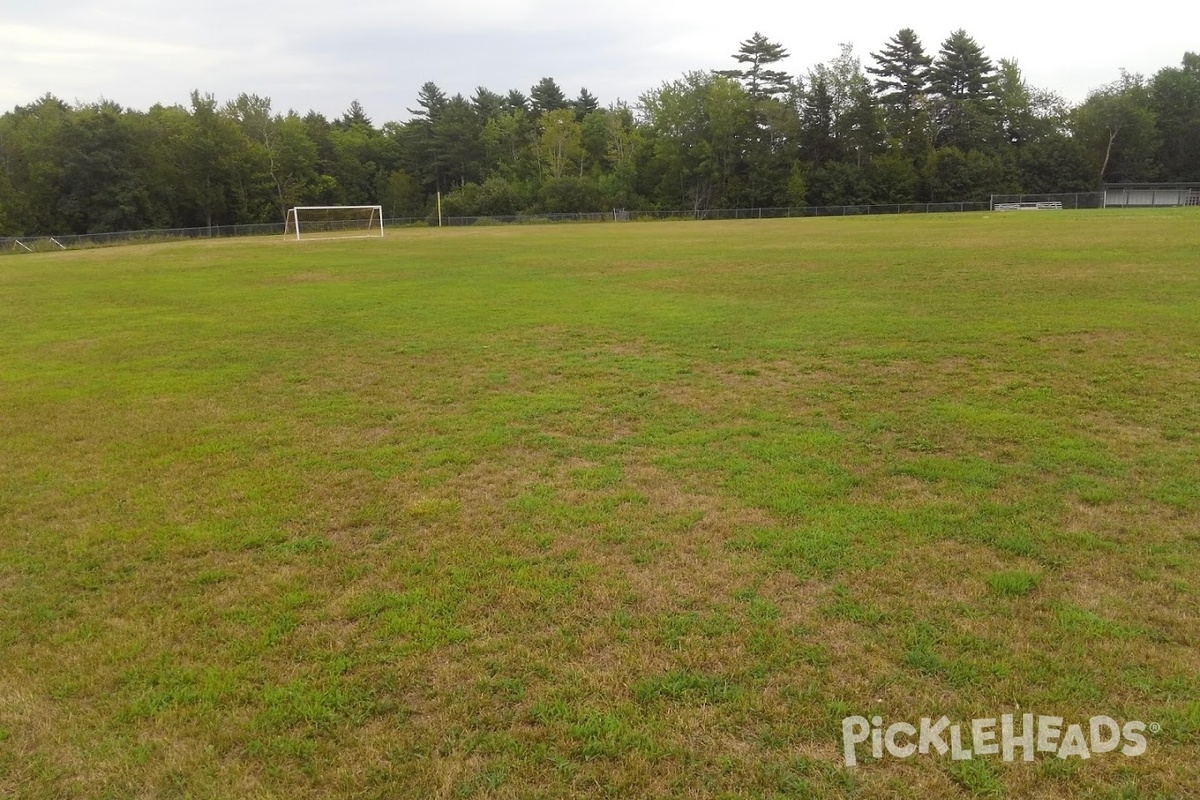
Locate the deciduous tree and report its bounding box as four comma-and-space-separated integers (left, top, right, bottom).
1073, 72, 1159, 182
641, 72, 752, 213
1150, 53, 1200, 181
538, 109, 582, 179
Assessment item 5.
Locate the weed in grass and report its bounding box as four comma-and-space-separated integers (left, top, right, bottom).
824, 583, 888, 626
633, 671, 744, 705
985, 570, 1042, 596
901, 622, 1003, 687
760, 755, 858, 798
947, 758, 1004, 797
1053, 602, 1137, 639
1037, 755, 1081, 782
1146, 700, 1200, 745
532, 703, 651, 761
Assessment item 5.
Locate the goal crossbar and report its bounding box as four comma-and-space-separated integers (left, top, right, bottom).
285, 205, 384, 241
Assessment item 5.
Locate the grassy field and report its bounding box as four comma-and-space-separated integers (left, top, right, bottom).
1, 211, 1197, 799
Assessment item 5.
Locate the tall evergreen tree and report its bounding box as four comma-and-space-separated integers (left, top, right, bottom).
928, 30, 1000, 151
435, 94, 485, 188
573, 88, 599, 121
869, 28, 932, 153
800, 74, 839, 166
504, 89, 529, 114
403, 82, 450, 194
718, 33, 796, 206
718, 32, 792, 100
408, 82, 449, 122
869, 29, 931, 112
530, 78, 569, 116
929, 30, 997, 101
470, 87, 504, 121
338, 100, 372, 129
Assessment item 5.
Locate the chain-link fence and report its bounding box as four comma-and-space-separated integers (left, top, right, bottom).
1, 221, 286, 254
1, 195, 1106, 256
428, 202, 995, 227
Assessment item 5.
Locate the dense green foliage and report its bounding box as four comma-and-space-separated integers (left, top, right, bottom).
1, 33, 1197, 235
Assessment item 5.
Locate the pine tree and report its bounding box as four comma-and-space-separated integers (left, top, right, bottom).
530, 78, 569, 116
408, 82, 448, 122
338, 100, 372, 129
929, 30, 997, 101
503, 89, 529, 115
928, 30, 1001, 152
868, 29, 931, 115
869, 29, 933, 154
800, 75, 838, 166
403, 82, 450, 194
718, 32, 792, 100
435, 94, 484, 188
573, 88, 599, 121
470, 87, 504, 121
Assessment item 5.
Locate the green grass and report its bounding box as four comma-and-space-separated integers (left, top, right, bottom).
986, 570, 1042, 597
1, 211, 1198, 798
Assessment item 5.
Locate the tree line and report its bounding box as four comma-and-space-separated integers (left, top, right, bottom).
1, 30, 1197, 236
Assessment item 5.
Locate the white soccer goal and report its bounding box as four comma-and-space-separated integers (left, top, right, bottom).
284, 206, 384, 240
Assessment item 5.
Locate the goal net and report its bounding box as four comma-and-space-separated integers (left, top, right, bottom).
284, 206, 384, 240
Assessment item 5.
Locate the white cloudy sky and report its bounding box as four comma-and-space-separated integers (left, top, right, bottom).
0, 0, 1191, 122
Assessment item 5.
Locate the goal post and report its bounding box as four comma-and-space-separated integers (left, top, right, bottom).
284, 205, 384, 240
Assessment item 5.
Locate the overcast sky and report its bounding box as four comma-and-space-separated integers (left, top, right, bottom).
1, 0, 1192, 122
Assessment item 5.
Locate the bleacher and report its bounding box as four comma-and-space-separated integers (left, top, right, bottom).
994, 202, 1064, 211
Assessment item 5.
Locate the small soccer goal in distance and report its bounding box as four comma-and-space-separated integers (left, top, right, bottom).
284, 206, 384, 240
